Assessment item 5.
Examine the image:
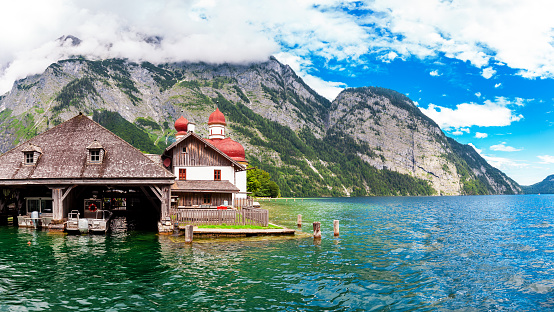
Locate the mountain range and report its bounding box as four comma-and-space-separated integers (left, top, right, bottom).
0, 56, 522, 197
521, 175, 554, 194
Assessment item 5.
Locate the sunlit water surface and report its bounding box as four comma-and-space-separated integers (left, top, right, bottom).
1, 195, 554, 311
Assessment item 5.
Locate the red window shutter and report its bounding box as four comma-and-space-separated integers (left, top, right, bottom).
179, 168, 186, 180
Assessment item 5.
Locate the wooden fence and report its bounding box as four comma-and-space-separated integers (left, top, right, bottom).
172, 208, 268, 227
233, 197, 253, 209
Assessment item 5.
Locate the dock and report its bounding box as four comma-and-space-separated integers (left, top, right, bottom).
179, 224, 296, 237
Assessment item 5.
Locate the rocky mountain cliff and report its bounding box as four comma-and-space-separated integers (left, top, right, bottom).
0, 57, 521, 196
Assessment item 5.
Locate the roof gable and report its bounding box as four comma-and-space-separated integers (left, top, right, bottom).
0, 114, 174, 181
165, 132, 245, 170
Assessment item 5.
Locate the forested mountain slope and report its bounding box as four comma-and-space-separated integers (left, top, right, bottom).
0, 57, 521, 196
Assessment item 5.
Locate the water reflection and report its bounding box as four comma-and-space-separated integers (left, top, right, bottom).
1, 195, 554, 310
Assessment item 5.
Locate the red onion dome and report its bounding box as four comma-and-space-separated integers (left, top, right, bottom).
208, 108, 226, 125
174, 116, 188, 134
207, 138, 246, 162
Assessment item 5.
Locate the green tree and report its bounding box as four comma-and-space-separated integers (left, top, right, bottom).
247, 167, 280, 198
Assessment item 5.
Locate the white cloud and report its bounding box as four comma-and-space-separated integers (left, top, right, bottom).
0, 0, 371, 94
538, 155, 554, 164
490, 142, 522, 152
451, 127, 469, 136
481, 154, 528, 170
481, 67, 496, 79
420, 97, 525, 128
379, 51, 399, 63
495, 83, 502, 88
274, 52, 345, 100
475, 132, 488, 138
4, 1, 554, 97
365, 1, 554, 79
469, 143, 527, 170
475, 92, 481, 97
430, 70, 441, 76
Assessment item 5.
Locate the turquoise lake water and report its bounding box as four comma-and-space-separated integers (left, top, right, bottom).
1, 195, 554, 311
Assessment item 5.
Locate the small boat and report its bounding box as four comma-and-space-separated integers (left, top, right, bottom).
90, 210, 112, 233
66, 210, 81, 232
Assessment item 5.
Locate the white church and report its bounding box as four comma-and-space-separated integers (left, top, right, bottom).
162, 108, 249, 208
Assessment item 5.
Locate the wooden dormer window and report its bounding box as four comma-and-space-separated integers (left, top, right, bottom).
21, 144, 42, 166
25, 152, 34, 164
87, 140, 104, 164
90, 150, 101, 162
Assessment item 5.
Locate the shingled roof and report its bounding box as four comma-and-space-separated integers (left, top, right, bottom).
0, 113, 175, 183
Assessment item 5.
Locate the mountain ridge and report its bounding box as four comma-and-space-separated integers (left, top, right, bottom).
0, 57, 521, 196
522, 174, 554, 194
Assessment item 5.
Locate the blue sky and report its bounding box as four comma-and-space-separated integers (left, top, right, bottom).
1, 0, 554, 185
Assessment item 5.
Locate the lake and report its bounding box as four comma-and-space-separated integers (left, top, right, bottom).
1, 195, 553, 311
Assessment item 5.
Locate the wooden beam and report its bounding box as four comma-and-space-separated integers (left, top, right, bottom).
149, 186, 163, 201
140, 186, 159, 209
61, 185, 76, 201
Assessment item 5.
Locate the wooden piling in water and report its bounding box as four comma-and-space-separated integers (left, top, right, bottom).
333, 220, 339, 236
297, 214, 302, 227
184, 225, 193, 244
313, 222, 321, 238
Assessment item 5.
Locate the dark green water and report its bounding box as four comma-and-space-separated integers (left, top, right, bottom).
1, 195, 554, 311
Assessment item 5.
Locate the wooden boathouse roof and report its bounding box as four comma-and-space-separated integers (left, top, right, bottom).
0, 113, 175, 184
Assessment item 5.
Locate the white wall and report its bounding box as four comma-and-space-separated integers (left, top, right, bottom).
235, 170, 247, 199
174, 166, 234, 182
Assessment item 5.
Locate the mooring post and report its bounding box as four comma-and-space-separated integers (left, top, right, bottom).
184, 225, 193, 244
333, 220, 339, 236
313, 222, 321, 238
173, 222, 179, 235
297, 214, 302, 227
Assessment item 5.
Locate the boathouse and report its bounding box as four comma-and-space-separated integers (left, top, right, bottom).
0, 109, 261, 232
0, 113, 175, 230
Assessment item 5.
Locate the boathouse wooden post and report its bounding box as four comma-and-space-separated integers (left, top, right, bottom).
161, 185, 171, 219
313, 222, 321, 238
185, 225, 193, 243
333, 220, 339, 236
297, 214, 302, 227
50, 185, 75, 221
50, 187, 64, 221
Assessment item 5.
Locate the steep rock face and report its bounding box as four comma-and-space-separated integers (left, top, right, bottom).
0, 58, 521, 196
328, 87, 521, 195
447, 137, 521, 195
